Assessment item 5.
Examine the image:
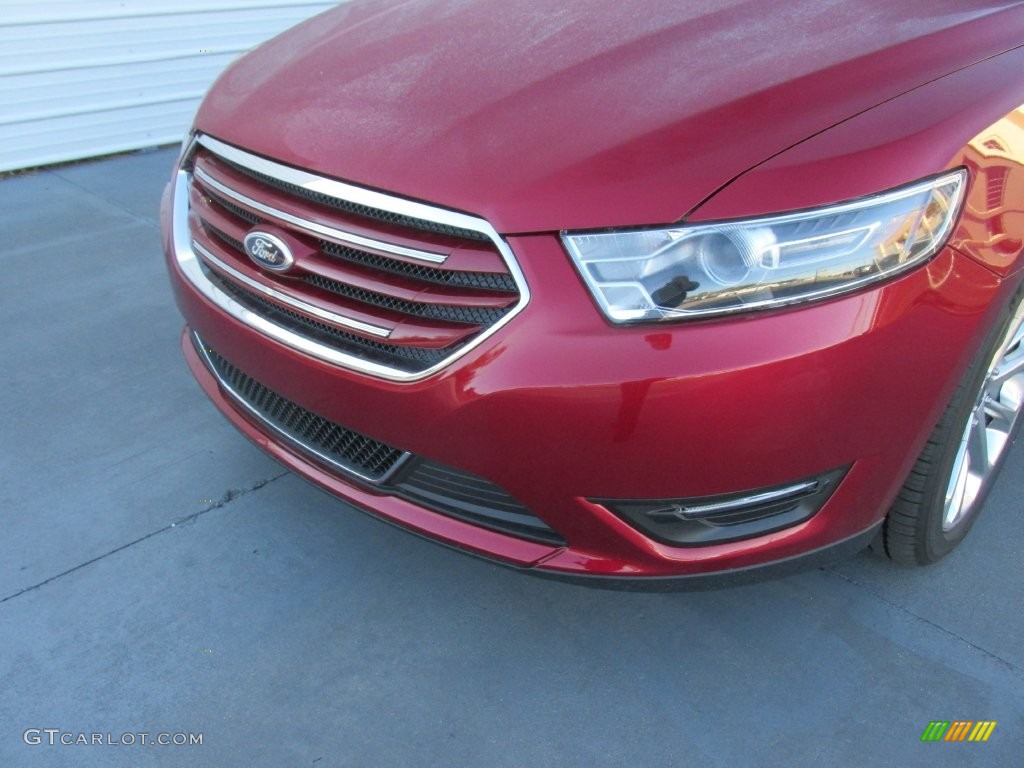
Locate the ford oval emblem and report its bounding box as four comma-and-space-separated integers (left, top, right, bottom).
244, 231, 294, 271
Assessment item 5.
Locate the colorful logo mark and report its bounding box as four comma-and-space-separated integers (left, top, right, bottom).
921, 721, 997, 742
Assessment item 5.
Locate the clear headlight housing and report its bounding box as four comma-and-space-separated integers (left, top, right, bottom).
562, 170, 966, 322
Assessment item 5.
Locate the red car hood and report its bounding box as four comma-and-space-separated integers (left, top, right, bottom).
196, 0, 1022, 233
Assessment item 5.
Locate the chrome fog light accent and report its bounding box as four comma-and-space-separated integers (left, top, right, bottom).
596, 468, 847, 546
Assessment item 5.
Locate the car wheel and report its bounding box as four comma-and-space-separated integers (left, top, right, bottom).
879, 282, 1024, 565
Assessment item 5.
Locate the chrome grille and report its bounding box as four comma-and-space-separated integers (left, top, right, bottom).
174, 133, 528, 380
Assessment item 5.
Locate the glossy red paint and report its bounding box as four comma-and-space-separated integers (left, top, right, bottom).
166, 229, 1012, 576
162, 1, 1024, 583
193, 0, 1024, 233
690, 48, 1024, 252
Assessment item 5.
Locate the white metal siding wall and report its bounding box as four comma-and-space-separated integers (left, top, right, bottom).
0, 0, 341, 173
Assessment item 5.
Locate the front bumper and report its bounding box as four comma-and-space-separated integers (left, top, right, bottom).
163, 177, 1010, 583
181, 323, 880, 590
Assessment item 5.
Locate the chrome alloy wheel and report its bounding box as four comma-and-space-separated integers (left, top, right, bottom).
943, 298, 1024, 530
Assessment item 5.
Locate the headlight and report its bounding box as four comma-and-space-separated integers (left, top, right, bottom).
562, 170, 966, 322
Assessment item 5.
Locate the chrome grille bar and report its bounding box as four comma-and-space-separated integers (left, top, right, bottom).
194, 163, 448, 264
193, 240, 393, 338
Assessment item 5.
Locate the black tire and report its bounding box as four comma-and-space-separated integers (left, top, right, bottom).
878, 281, 1024, 565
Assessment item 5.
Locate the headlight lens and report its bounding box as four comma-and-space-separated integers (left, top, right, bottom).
562, 170, 966, 322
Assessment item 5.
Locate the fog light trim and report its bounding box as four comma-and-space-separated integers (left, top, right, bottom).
595, 467, 847, 546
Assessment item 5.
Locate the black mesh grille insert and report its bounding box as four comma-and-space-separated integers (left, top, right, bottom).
207, 224, 244, 251
206, 190, 261, 226
195, 337, 564, 545
201, 346, 406, 481
301, 273, 508, 325
319, 241, 518, 292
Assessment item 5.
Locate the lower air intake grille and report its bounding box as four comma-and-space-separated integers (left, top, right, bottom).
195, 335, 564, 545
200, 342, 407, 482
394, 461, 566, 545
